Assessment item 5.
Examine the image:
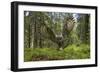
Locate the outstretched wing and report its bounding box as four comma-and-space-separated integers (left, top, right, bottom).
62, 19, 75, 48
45, 25, 57, 43
63, 19, 75, 35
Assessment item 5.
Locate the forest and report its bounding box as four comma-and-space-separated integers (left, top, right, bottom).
24, 11, 90, 62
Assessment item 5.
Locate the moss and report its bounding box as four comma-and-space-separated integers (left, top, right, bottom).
24, 44, 90, 62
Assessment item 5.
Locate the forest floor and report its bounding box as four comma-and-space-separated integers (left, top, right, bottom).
24, 44, 90, 62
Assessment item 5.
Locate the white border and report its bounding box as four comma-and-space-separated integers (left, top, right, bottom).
18, 5, 95, 68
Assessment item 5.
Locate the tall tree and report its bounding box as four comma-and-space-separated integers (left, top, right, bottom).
76, 14, 90, 44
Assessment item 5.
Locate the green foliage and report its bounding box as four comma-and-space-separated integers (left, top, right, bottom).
64, 44, 90, 59
24, 44, 90, 62
24, 48, 33, 61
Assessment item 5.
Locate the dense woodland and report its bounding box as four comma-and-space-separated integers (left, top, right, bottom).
24, 11, 90, 61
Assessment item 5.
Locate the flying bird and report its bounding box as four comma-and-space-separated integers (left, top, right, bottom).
44, 17, 75, 50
